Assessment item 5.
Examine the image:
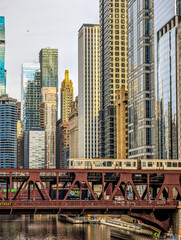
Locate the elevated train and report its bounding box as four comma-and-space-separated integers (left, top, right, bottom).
68, 158, 181, 170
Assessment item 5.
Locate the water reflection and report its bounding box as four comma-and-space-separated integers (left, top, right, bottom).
0, 215, 112, 240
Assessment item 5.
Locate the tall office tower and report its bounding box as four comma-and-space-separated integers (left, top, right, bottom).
115, 87, 128, 159
99, 1, 127, 158
39, 48, 58, 90
21, 63, 41, 131
41, 87, 57, 168
127, 0, 155, 159
0, 95, 17, 168
155, 0, 181, 159
69, 96, 78, 159
78, 24, 100, 159
24, 128, 45, 169
0, 17, 6, 96
61, 70, 73, 122
60, 122, 69, 169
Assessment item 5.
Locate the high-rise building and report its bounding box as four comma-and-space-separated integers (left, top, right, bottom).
99, 1, 128, 158
61, 70, 73, 122
78, 24, 100, 158
127, 0, 155, 159
21, 63, 41, 131
24, 128, 45, 169
154, 0, 181, 159
60, 122, 69, 169
115, 87, 128, 159
0, 95, 17, 168
69, 96, 78, 159
39, 48, 58, 90
0, 17, 6, 96
17, 102, 23, 168
41, 87, 57, 168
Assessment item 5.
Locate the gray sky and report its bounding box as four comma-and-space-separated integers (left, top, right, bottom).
1, 0, 99, 101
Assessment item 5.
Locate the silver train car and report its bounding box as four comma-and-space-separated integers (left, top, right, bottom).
68, 158, 181, 170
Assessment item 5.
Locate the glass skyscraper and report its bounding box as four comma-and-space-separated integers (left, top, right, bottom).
0, 17, 6, 96
21, 63, 41, 131
154, 0, 181, 159
0, 95, 17, 168
39, 48, 58, 90
127, 0, 155, 159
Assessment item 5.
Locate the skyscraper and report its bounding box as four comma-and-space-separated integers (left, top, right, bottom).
0, 95, 17, 168
39, 48, 58, 90
24, 128, 45, 169
154, 0, 181, 159
41, 87, 57, 168
99, 1, 127, 158
0, 17, 6, 96
127, 0, 155, 159
17, 102, 23, 169
21, 63, 41, 131
60, 122, 69, 169
61, 70, 73, 122
78, 24, 100, 159
40, 48, 58, 169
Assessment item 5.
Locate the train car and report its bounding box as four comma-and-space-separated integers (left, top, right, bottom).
68, 159, 138, 170
141, 159, 181, 170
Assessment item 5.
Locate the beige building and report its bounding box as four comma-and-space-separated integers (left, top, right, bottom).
17, 120, 23, 168
99, 0, 128, 158
69, 96, 78, 158
78, 24, 100, 159
41, 87, 57, 168
115, 87, 128, 159
61, 70, 73, 122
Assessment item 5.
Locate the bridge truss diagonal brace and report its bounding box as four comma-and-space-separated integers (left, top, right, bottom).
16, 173, 51, 201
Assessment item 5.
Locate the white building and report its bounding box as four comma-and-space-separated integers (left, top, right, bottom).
78, 24, 100, 158
24, 128, 45, 169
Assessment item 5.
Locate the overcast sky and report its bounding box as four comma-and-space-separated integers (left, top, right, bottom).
1, 0, 99, 102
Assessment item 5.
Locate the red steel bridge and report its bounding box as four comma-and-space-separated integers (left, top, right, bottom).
0, 169, 180, 231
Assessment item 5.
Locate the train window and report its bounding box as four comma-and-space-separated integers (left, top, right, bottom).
157, 162, 159, 167
126, 162, 131, 167
179, 162, 181, 168
116, 162, 119, 167
173, 162, 177, 167
107, 161, 112, 167
160, 162, 163, 167
148, 162, 153, 167
167, 162, 171, 167
103, 162, 106, 167
119, 162, 122, 167
71, 161, 73, 166
133, 162, 136, 167
142, 162, 146, 167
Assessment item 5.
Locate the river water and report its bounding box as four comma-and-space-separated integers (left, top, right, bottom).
0, 215, 113, 240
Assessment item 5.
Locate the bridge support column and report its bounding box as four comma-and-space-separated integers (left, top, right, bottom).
172, 202, 181, 235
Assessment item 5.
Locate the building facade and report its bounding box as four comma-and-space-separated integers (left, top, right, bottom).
24, 128, 45, 169
127, 0, 155, 159
99, 0, 127, 158
69, 96, 78, 159
0, 17, 6, 96
17, 120, 23, 169
60, 122, 69, 169
41, 87, 57, 168
78, 24, 100, 158
0, 95, 17, 168
155, 0, 181, 159
61, 70, 73, 122
115, 87, 128, 159
21, 63, 41, 131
